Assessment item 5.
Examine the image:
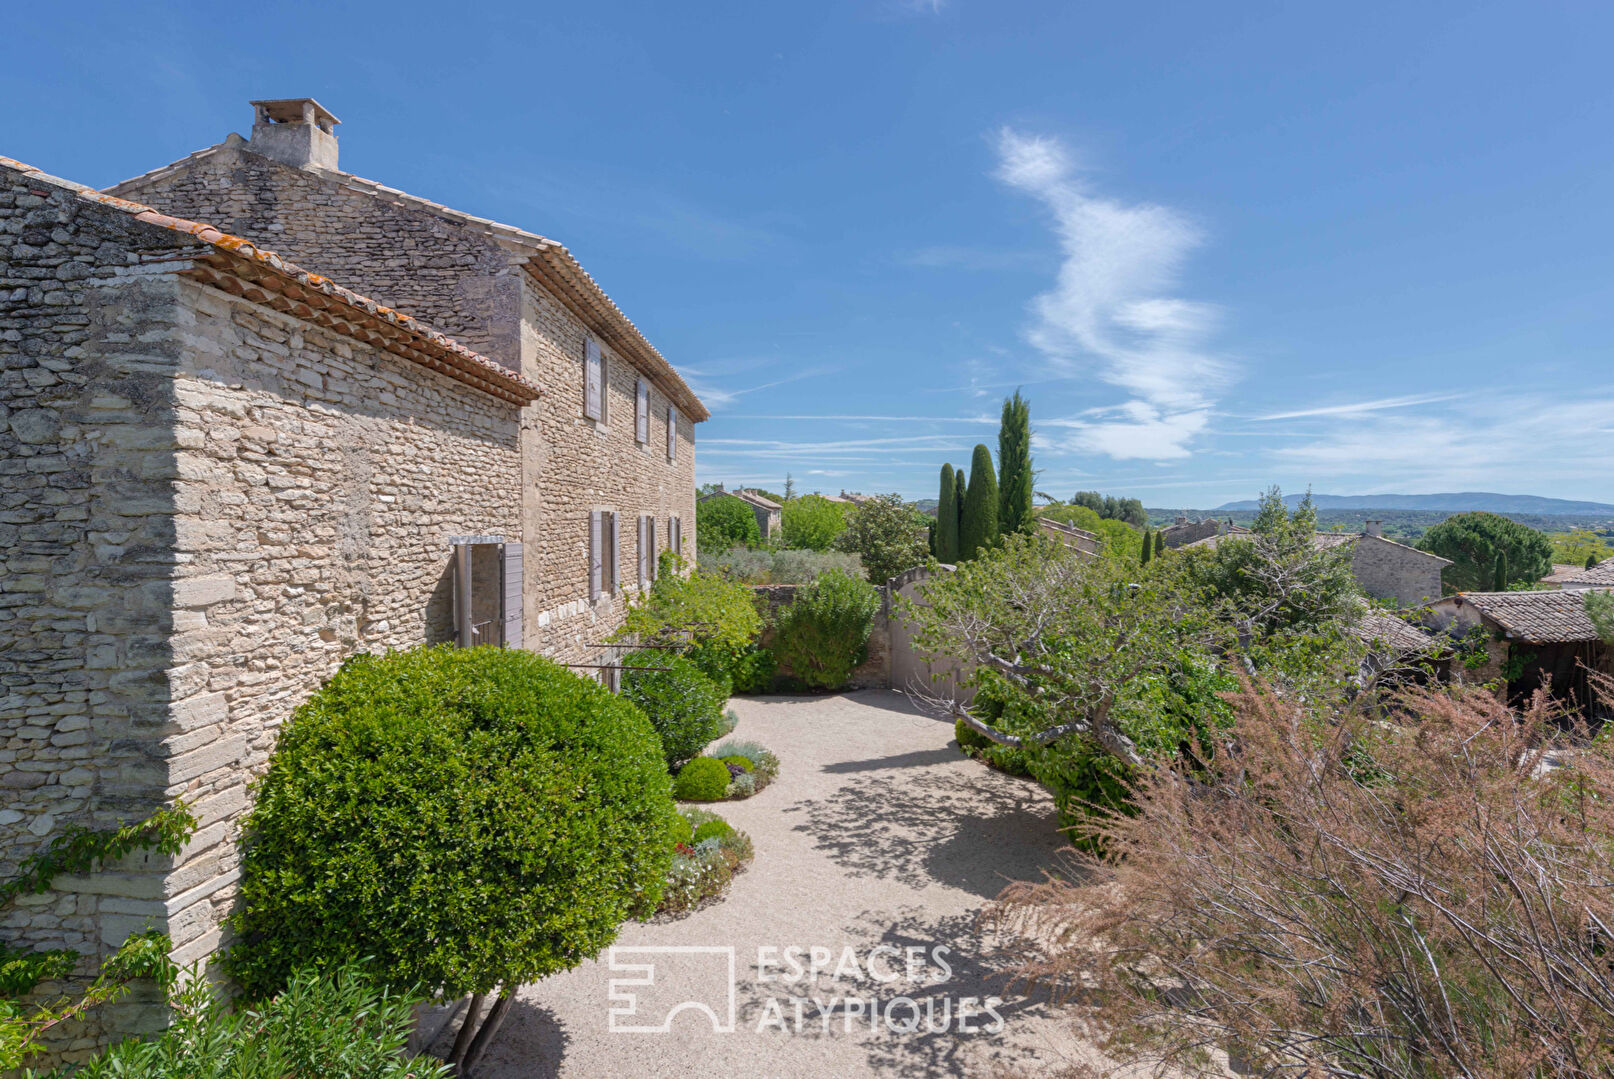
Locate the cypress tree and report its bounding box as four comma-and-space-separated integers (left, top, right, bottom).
1141, 528, 1153, 566
1589, 553, 1600, 570
936, 463, 958, 563
997, 391, 1034, 536
959, 444, 999, 560
1154, 529, 1166, 558
952, 467, 967, 557
1493, 550, 1508, 591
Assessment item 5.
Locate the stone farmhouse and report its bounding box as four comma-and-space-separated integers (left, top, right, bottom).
1184, 521, 1451, 607
1, 99, 705, 1058
1424, 589, 1613, 716
1158, 513, 1226, 549
699, 484, 781, 541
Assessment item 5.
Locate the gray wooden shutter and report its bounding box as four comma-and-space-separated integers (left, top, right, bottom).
666, 405, 677, 461
606, 511, 619, 592
636, 379, 649, 443
501, 542, 523, 648
584, 339, 602, 420
589, 510, 603, 601
669, 517, 680, 562
637, 515, 649, 589
648, 517, 657, 581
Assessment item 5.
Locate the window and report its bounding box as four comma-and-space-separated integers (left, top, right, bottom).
666, 404, 678, 462
638, 515, 656, 590
635, 378, 649, 443
584, 338, 605, 421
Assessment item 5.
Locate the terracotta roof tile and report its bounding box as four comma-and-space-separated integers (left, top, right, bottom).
1448, 588, 1613, 644
1560, 557, 1614, 587
3, 155, 540, 407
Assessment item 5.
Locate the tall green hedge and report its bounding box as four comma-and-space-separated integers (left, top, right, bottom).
226, 645, 678, 1000
697, 495, 761, 551
772, 570, 881, 689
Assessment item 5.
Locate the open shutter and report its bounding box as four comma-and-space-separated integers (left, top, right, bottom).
666, 405, 677, 461
589, 511, 603, 601
584, 339, 602, 420
637, 516, 649, 590
648, 517, 657, 581
636, 379, 649, 443
500, 542, 523, 648
606, 511, 619, 592
669, 517, 680, 563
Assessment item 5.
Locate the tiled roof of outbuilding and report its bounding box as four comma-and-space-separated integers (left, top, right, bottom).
4, 155, 541, 406
1561, 557, 1614, 587
1355, 612, 1446, 655
1447, 588, 1613, 644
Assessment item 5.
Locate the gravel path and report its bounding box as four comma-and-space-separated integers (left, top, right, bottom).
455, 690, 1094, 1078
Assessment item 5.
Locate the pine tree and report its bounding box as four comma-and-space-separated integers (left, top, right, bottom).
997, 391, 1034, 536
936, 463, 959, 563
1141, 528, 1153, 566
783, 473, 796, 501
1154, 530, 1166, 558
1493, 550, 1508, 591
959, 444, 999, 560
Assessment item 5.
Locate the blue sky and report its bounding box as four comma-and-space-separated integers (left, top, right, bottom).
7, 1, 1613, 507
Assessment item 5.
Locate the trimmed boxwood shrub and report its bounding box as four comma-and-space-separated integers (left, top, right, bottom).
225, 645, 678, 1001
709, 739, 780, 795
772, 570, 880, 689
720, 754, 753, 773
621, 651, 727, 768
673, 756, 732, 801
692, 818, 735, 844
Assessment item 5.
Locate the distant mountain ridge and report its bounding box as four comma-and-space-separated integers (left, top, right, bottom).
1211, 492, 1614, 515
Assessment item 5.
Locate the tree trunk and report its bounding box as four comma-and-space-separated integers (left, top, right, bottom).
448, 992, 486, 1069
462, 989, 514, 1075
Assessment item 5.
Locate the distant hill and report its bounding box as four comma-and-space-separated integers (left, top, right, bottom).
1210, 492, 1614, 515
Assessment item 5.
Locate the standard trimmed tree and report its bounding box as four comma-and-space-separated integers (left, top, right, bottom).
936, 463, 959, 563
998, 391, 1035, 537
959, 444, 999, 561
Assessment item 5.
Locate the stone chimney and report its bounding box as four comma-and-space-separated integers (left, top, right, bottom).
248, 98, 340, 170
1365, 520, 1383, 538
1175, 514, 1188, 526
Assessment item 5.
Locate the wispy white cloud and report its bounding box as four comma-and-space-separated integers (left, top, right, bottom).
681, 365, 836, 410
995, 128, 1233, 460
1250, 391, 1466, 422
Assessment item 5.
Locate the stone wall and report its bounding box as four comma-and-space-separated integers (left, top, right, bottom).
2, 165, 203, 1059
517, 276, 696, 664
2, 162, 525, 1065
108, 144, 524, 369
1351, 535, 1447, 607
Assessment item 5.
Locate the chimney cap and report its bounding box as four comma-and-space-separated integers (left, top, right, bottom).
250, 98, 341, 131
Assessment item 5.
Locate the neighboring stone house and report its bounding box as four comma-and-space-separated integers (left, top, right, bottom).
2, 101, 705, 1063
1159, 513, 1225, 549
1183, 521, 1451, 607
106, 99, 707, 663
699, 485, 781, 541
1423, 589, 1613, 715
1541, 563, 1590, 588
1554, 556, 1614, 591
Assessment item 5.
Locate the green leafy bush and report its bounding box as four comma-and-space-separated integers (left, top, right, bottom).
621, 651, 727, 767
673, 757, 732, 801
692, 818, 735, 844
60, 963, 444, 1079
697, 496, 761, 551
719, 755, 753, 773
780, 494, 848, 551
666, 813, 694, 850
772, 570, 880, 689
954, 717, 993, 751
730, 645, 777, 694
618, 568, 762, 693
225, 645, 678, 1001
834, 494, 930, 584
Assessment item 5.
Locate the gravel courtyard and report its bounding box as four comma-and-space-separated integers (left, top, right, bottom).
450, 690, 1099, 1078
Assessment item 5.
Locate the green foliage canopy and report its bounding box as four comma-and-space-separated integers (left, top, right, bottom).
1418, 511, 1554, 592
226, 645, 678, 1000
833, 493, 930, 585
696, 495, 761, 552
618, 566, 763, 692
773, 569, 881, 689
621, 650, 727, 767
779, 493, 847, 551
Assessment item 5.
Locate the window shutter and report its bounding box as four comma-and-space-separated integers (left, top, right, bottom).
638, 515, 650, 590
606, 511, 619, 592
500, 542, 523, 649
669, 517, 680, 562
648, 516, 657, 581
589, 510, 603, 601
584, 339, 602, 420
666, 405, 677, 461
636, 379, 649, 443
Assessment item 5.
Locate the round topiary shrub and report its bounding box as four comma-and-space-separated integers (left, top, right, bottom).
621, 651, 727, 768
673, 757, 732, 801
692, 818, 735, 845
720, 755, 753, 773
226, 645, 679, 1001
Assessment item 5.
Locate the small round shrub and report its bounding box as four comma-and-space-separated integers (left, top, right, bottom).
226, 645, 678, 1000
720, 755, 753, 773
621, 651, 726, 767
692, 819, 735, 845
728, 772, 757, 798
673, 757, 732, 801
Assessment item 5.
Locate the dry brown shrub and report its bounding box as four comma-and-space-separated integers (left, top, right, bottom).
988, 671, 1614, 1079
